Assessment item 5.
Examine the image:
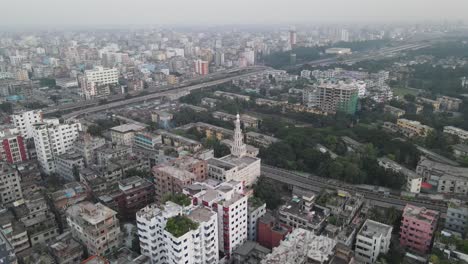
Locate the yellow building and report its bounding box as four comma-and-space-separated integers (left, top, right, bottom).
396, 118, 433, 138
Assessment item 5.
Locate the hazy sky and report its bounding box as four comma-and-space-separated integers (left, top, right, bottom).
2, 0, 468, 26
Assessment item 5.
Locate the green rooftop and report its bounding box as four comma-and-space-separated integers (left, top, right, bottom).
249, 196, 265, 210
165, 215, 199, 238
162, 193, 191, 207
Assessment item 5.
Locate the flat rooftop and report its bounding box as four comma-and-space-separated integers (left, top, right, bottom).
220, 154, 259, 170
110, 124, 145, 133
358, 219, 392, 238
155, 166, 196, 181
188, 206, 215, 223
67, 202, 116, 225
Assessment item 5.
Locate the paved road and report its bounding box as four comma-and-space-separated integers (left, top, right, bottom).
57, 68, 269, 120
261, 165, 448, 216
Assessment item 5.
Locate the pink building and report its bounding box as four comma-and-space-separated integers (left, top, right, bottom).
399, 204, 439, 254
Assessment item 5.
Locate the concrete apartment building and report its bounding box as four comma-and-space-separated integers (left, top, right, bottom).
79, 66, 119, 100
0, 231, 17, 264
438, 96, 462, 111
416, 156, 468, 194
0, 208, 29, 253
49, 231, 84, 264
214, 91, 250, 101
396, 119, 433, 138
51, 182, 89, 228
247, 197, 267, 241
445, 201, 468, 236
110, 124, 146, 146
153, 165, 199, 203
11, 110, 43, 139
0, 129, 28, 164
109, 176, 155, 219
378, 157, 422, 193
383, 104, 405, 117
212, 111, 260, 128
355, 219, 392, 264
72, 133, 106, 167
257, 213, 292, 249
303, 80, 359, 115
0, 161, 23, 206
32, 119, 81, 174
133, 132, 161, 150
443, 126, 468, 142
66, 202, 122, 256
13, 193, 59, 246
136, 202, 218, 264
245, 131, 280, 148
183, 180, 248, 258
261, 228, 337, 264
400, 204, 439, 254
55, 152, 84, 181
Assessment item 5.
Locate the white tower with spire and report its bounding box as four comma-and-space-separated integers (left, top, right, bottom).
231, 114, 247, 158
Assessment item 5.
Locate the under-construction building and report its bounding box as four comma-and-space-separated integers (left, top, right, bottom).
303, 80, 359, 115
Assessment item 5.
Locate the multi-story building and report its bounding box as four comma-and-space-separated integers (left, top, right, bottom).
13, 193, 59, 246
247, 197, 266, 241
207, 114, 261, 186
184, 180, 248, 258
136, 201, 218, 264
396, 118, 433, 138
49, 231, 84, 264
416, 156, 468, 194
443, 126, 468, 142
194, 59, 209, 75
277, 195, 330, 234
445, 201, 468, 236
378, 157, 422, 193
133, 132, 161, 150
110, 124, 146, 146
438, 96, 462, 111
453, 144, 468, 158
32, 119, 81, 174
0, 230, 17, 264
72, 133, 106, 167
110, 176, 155, 219
51, 182, 89, 228
214, 91, 250, 102
257, 213, 291, 250
55, 152, 84, 181
355, 219, 392, 264
212, 111, 260, 128
261, 228, 336, 264
383, 105, 406, 117
11, 110, 43, 139
0, 208, 29, 253
79, 66, 119, 100
153, 165, 199, 203
245, 132, 280, 148
0, 129, 27, 164
400, 204, 439, 254
303, 80, 359, 115
66, 202, 122, 256
0, 162, 23, 206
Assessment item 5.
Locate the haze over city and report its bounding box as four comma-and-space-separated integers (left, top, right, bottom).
2, 0, 468, 27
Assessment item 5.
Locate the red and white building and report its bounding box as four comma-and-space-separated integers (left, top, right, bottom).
184, 180, 248, 258
194, 59, 209, 75
0, 128, 27, 164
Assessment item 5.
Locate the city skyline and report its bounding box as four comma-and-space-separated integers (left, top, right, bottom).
1, 0, 468, 27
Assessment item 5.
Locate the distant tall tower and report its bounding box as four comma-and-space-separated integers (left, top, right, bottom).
289, 30, 297, 47
341, 29, 349, 42
231, 114, 247, 158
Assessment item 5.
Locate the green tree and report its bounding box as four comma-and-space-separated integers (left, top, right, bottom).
0, 102, 13, 114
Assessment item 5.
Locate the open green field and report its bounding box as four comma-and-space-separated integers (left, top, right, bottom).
392, 86, 420, 97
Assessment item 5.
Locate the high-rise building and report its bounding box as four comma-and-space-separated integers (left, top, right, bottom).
400, 204, 439, 254
184, 180, 248, 258
194, 59, 209, 75
289, 30, 297, 46
341, 29, 350, 42
303, 80, 359, 115
32, 119, 81, 174
0, 161, 23, 206
79, 66, 118, 100
215, 51, 225, 66
0, 230, 17, 264
355, 219, 392, 264
11, 110, 43, 139
66, 202, 122, 256
72, 132, 106, 167
136, 201, 218, 264
0, 129, 27, 164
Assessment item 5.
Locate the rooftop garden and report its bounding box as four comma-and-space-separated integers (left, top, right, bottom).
249, 196, 265, 210
165, 215, 199, 238
162, 193, 191, 207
